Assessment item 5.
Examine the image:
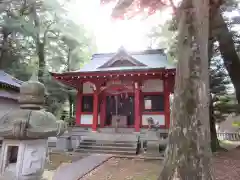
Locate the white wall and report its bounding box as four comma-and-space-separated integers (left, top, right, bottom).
80, 114, 92, 124
82, 82, 94, 94
80, 114, 100, 125
141, 114, 165, 126
142, 79, 163, 92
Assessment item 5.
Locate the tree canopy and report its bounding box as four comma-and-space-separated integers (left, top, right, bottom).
0, 0, 97, 118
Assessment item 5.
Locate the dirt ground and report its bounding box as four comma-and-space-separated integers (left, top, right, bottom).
42, 152, 85, 180
80, 149, 240, 180
212, 148, 240, 180
81, 158, 161, 180
45, 152, 85, 170
43, 143, 240, 180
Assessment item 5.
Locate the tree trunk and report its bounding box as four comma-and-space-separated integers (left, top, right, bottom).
68, 94, 73, 118
67, 48, 73, 119
31, 2, 45, 82
0, 28, 10, 69
209, 95, 220, 152
159, 0, 213, 179
211, 9, 240, 103
208, 30, 221, 152
37, 41, 45, 82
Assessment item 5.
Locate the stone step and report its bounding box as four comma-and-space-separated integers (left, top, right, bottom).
78, 144, 137, 151
81, 139, 138, 144
75, 136, 140, 155
80, 141, 138, 147
75, 148, 137, 155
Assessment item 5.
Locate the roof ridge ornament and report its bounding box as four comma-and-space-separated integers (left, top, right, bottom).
19, 62, 46, 109
118, 46, 129, 56
118, 46, 126, 52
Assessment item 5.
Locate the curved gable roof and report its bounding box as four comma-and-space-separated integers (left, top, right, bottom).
0, 71, 22, 88
78, 48, 175, 73
98, 47, 146, 68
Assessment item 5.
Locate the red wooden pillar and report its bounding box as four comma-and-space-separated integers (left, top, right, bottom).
164, 77, 170, 129
75, 89, 82, 125
134, 82, 141, 132
92, 90, 99, 131
140, 90, 142, 128
100, 94, 106, 127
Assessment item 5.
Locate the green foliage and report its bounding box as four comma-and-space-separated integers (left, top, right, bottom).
147, 20, 177, 63
209, 58, 236, 122
0, 0, 97, 117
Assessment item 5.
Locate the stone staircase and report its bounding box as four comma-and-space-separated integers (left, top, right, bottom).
75, 134, 140, 155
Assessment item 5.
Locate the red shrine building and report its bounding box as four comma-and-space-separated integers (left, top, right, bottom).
51, 48, 176, 132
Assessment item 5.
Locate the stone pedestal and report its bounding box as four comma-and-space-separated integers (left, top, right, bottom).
142, 131, 167, 157
56, 136, 73, 152
144, 140, 161, 157
0, 139, 47, 180
71, 136, 81, 150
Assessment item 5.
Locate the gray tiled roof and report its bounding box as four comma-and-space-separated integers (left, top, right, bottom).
75, 49, 175, 73
0, 89, 19, 100
0, 70, 22, 88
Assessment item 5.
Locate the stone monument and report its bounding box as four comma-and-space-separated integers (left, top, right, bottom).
0, 72, 67, 179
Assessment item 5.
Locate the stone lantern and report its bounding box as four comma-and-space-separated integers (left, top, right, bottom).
0, 73, 67, 179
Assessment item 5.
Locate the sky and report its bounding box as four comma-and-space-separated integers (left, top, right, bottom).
67, 0, 172, 53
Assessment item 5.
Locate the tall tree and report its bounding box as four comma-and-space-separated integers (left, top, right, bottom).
0, 0, 96, 116
148, 20, 238, 151
0, 0, 69, 80
45, 19, 96, 118
160, 1, 213, 178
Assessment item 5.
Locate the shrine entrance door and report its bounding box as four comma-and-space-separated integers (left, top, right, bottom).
105, 95, 135, 127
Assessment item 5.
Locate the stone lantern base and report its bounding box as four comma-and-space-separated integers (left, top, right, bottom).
0, 139, 47, 180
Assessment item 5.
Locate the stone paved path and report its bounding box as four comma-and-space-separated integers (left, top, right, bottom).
53, 154, 112, 180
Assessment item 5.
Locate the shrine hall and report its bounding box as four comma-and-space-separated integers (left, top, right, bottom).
51, 47, 176, 132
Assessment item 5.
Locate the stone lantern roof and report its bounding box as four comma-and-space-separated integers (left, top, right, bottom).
0, 70, 67, 140
18, 71, 45, 109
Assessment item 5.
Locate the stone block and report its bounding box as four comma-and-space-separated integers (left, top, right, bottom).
56, 136, 73, 152
0, 139, 47, 180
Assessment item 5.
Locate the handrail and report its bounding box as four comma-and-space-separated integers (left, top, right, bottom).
217, 132, 240, 141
